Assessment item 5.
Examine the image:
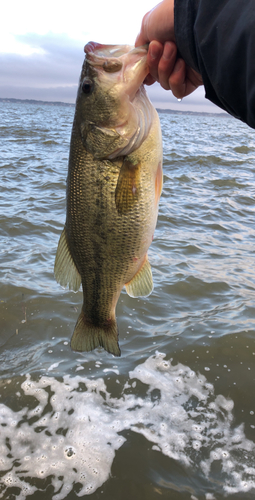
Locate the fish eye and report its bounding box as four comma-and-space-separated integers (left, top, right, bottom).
81, 77, 94, 95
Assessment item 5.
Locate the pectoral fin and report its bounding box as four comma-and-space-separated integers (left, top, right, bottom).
125, 255, 153, 298
115, 159, 141, 214
54, 226, 81, 292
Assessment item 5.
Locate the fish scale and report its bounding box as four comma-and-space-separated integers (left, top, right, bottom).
55, 42, 163, 356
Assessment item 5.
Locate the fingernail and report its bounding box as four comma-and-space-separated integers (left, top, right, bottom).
149, 42, 161, 60
149, 47, 158, 60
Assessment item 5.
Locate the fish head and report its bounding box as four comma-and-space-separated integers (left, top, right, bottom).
75, 42, 154, 159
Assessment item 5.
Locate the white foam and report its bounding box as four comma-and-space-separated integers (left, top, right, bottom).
47, 360, 65, 372
0, 352, 254, 498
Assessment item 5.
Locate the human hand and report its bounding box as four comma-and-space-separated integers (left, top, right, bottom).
135, 0, 175, 48
135, 0, 203, 98
145, 40, 203, 98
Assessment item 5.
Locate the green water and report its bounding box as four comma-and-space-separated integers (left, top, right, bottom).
0, 102, 255, 499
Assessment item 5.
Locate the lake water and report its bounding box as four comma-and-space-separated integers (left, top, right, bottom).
0, 100, 255, 500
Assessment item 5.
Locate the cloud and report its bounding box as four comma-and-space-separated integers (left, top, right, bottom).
0, 85, 77, 102
0, 32, 224, 113
0, 33, 83, 101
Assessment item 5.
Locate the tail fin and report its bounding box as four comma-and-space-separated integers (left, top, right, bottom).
70, 311, 121, 357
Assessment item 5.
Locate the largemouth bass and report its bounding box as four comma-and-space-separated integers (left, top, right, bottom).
54, 42, 163, 356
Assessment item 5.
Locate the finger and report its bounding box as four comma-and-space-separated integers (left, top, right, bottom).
157, 41, 177, 90
168, 58, 187, 98
169, 61, 203, 98
183, 78, 201, 97
185, 68, 204, 94
147, 41, 164, 82
143, 74, 156, 86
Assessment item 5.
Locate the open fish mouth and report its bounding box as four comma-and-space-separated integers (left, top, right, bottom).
84, 41, 149, 100
84, 41, 148, 59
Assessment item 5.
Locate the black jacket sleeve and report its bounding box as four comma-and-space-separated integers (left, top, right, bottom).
174, 0, 255, 129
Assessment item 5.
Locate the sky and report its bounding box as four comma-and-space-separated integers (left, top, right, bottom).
0, 0, 223, 114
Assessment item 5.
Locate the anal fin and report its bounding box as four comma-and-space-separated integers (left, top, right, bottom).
54, 226, 81, 292
125, 255, 153, 298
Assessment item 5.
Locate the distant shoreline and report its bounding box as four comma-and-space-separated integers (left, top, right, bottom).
0, 97, 229, 118
157, 108, 228, 118
0, 97, 74, 108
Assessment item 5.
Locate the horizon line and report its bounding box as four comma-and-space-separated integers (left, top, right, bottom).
0, 97, 229, 118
